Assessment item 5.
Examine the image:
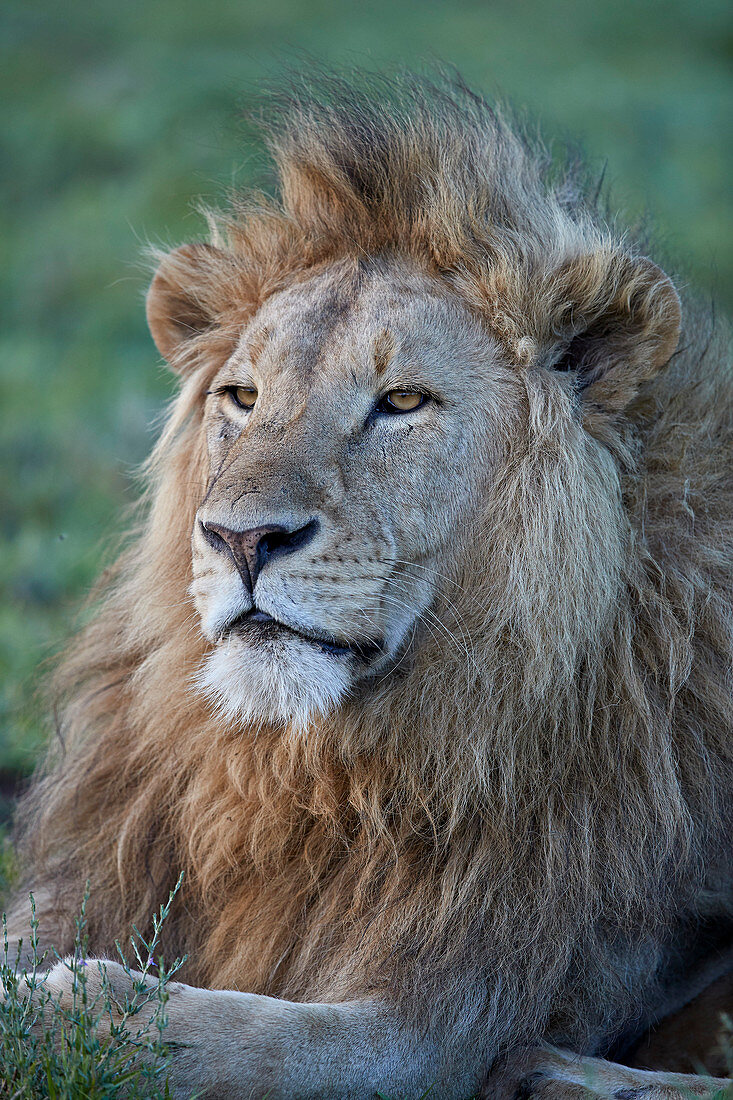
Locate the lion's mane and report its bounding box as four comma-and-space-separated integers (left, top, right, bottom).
15, 74, 733, 1052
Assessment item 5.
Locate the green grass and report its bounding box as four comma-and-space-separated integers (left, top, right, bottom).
1, 881, 183, 1099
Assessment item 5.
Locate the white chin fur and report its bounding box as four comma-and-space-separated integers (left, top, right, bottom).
195, 633, 353, 731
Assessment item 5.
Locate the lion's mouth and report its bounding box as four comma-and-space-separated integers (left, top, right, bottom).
223, 608, 383, 662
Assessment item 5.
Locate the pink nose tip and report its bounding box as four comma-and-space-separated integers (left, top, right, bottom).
200, 519, 319, 592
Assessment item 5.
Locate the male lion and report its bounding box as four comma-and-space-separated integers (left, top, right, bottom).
7, 73, 733, 1099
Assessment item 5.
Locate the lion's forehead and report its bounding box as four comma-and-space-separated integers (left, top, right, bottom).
229, 260, 489, 388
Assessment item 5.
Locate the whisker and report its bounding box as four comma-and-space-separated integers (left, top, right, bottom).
384, 556, 492, 618
378, 579, 478, 675
358, 592, 473, 673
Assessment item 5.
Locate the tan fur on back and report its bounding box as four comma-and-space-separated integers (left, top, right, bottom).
14, 73, 733, 1056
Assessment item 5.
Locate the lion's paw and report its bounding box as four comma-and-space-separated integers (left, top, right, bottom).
41, 954, 148, 1012
25, 956, 178, 1041
481, 1047, 727, 1100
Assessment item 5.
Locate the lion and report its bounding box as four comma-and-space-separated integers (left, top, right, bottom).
6, 72, 733, 1099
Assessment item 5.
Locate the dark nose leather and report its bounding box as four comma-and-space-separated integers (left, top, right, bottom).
201, 520, 319, 592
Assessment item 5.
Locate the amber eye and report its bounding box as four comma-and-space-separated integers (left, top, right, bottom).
228, 385, 258, 410
377, 390, 427, 414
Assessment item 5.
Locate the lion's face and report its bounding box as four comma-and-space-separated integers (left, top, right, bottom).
191, 258, 514, 727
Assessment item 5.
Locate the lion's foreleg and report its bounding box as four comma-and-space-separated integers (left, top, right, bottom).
39, 958, 480, 1099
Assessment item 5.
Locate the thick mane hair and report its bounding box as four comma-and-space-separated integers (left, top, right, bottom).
14, 72, 733, 1052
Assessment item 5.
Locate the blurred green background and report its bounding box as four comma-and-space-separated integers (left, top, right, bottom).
1, 0, 731, 820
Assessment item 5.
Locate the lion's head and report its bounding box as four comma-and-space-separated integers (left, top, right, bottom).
145, 80, 680, 732
170, 258, 519, 728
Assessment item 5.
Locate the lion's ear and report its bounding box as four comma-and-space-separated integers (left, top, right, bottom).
542, 253, 681, 411
146, 243, 234, 368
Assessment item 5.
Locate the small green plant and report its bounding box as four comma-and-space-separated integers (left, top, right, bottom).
0, 878, 185, 1099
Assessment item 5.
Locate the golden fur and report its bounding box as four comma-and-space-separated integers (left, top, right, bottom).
12, 72, 733, 1067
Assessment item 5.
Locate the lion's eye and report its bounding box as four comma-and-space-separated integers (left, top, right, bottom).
228, 386, 258, 410
377, 390, 427, 414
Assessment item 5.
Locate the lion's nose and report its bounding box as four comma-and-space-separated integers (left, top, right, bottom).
201, 519, 319, 593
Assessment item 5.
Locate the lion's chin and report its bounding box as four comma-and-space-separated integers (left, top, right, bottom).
195, 631, 354, 731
